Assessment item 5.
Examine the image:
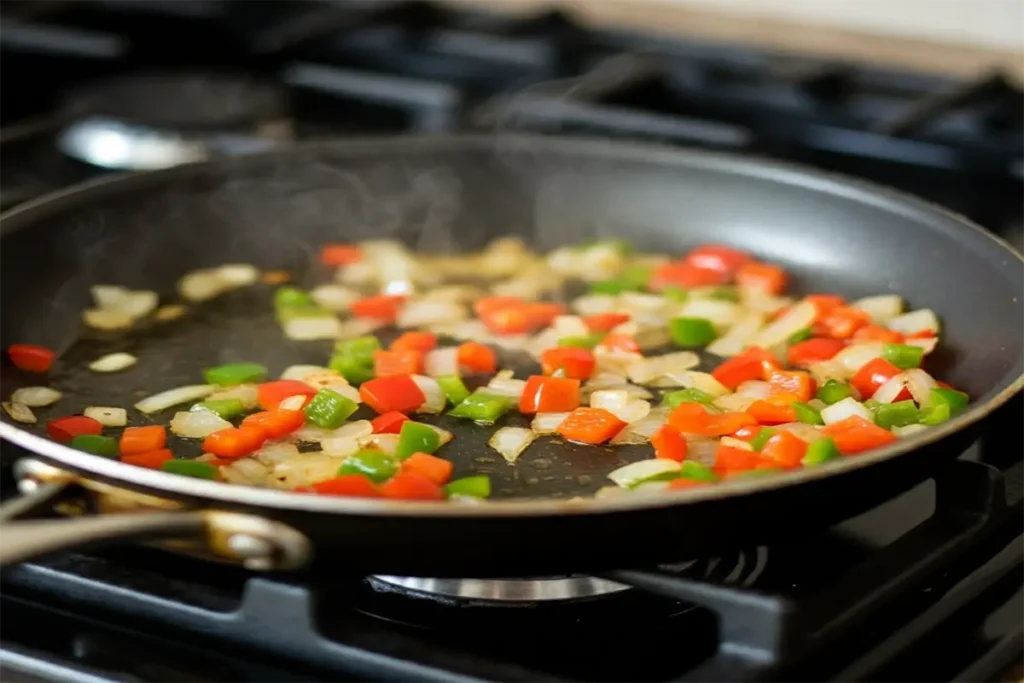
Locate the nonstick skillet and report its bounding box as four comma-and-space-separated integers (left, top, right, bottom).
1, 135, 1021, 576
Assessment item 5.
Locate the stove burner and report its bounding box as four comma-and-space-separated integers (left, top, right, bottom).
56, 73, 292, 170
369, 547, 770, 604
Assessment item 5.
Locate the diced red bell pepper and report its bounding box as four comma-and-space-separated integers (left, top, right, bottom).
380, 473, 445, 501
851, 358, 906, 400
47, 416, 103, 443
524, 302, 565, 329
390, 331, 437, 353
350, 294, 405, 322
119, 425, 167, 455
121, 449, 174, 469
373, 349, 424, 377
312, 475, 380, 497
359, 375, 426, 414
651, 424, 689, 461
457, 342, 497, 374
480, 305, 533, 334
474, 296, 524, 318
854, 324, 904, 344
540, 347, 596, 380
584, 312, 631, 332
202, 427, 266, 459
683, 244, 752, 278
822, 415, 898, 454
806, 294, 847, 319
714, 443, 763, 472
767, 369, 815, 401
816, 306, 870, 340
597, 333, 640, 355
258, 380, 318, 411
736, 262, 788, 294
760, 430, 808, 468
371, 411, 410, 434
712, 346, 779, 389
519, 376, 581, 414
241, 409, 306, 439
8, 344, 56, 373
746, 400, 797, 425
703, 412, 759, 436
320, 244, 362, 266
668, 477, 711, 489
475, 297, 564, 335
400, 452, 454, 485
556, 407, 625, 444
787, 338, 846, 367
906, 329, 936, 339
649, 261, 727, 290
667, 403, 756, 436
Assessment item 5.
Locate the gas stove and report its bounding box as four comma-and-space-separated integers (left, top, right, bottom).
1, 1, 1022, 681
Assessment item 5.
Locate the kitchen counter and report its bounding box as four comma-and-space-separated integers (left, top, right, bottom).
450, 0, 1024, 80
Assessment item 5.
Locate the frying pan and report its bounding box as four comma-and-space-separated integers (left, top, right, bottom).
1, 135, 1021, 577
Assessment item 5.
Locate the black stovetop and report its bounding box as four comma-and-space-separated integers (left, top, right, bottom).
1, 2, 1022, 681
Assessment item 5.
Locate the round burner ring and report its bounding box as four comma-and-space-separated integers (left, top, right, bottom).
370, 575, 631, 602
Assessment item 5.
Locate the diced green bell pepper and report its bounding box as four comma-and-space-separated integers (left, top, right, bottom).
329, 353, 376, 385
882, 343, 924, 370
203, 362, 267, 386
276, 305, 334, 322
395, 421, 441, 460
304, 388, 358, 429
448, 392, 510, 424
662, 387, 716, 408
786, 327, 813, 344
335, 336, 381, 365
749, 427, 777, 452
191, 398, 246, 420
161, 459, 218, 479
70, 434, 118, 458
573, 239, 633, 256
737, 468, 781, 478
816, 380, 853, 405
863, 398, 882, 412
873, 400, 920, 429
662, 286, 688, 303
337, 449, 398, 483
801, 437, 840, 466
679, 461, 718, 482
445, 475, 492, 498
274, 286, 315, 309
669, 317, 717, 347
792, 402, 825, 425
436, 375, 471, 405
928, 387, 969, 416
708, 286, 740, 302
558, 332, 607, 349
919, 403, 950, 425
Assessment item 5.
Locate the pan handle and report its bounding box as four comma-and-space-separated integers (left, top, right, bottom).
0, 460, 312, 571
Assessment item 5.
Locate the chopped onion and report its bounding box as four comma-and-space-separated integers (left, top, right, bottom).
774, 422, 824, 442
735, 380, 772, 400
809, 359, 847, 385
750, 299, 817, 348
833, 343, 885, 374
608, 459, 680, 488
632, 324, 671, 350
610, 406, 669, 444
740, 287, 792, 316
295, 420, 372, 445
489, 426, 536, 463
170, 410, 233, 438
221, 458, 270, 486
2, 402, 36, 424
301, 371, 360, 403
207, 384, 259, 409
595, 485, 629, 499
887, 309, 940, 336
707, 311, 765, 357
278, 395, 308, 411
283, 316, 343, 341
178, 269, 229, 302
411, 375, 446, 413
155, 304, 187, 321
572, 294, 617, 317
336, 317, 385, 339
320, 435, 360, 457
398, 300, 468, 328
90, 285, 130, 309
595, 349, 643, 377
713, 393, 758, 413
424, 347, 459, 377
420, 284, 485, 303
626, 351, 700, 385
906, 337, 939, 355
903, 368, 938, 405
618, 292, 668, 313
11, 386, 62, 407
423, 423, 454, 446
217, 264, 259, 287
270, 452, 345, 488
359, 433, 399, 455
678, 298, 740, 328
84, 406, 127, 427
820, 397, 872, 425
590, 390, 651, 423
687, 439, 718, 466
531, 412, 569, 434
552, 315, 590, 338
852, 295, 903, 323
485, 375, 526, 402
310, 284, 358, 311
720, 436, 753, 451
253, 441, 301, 466
135, 384, 215, 414
89, 352, 137, 373
83, 308, 133, 330
673, 371, 730, 398
280, 365, 328, 381
632, 480, 672, 495
871, 374, 907, 404
894, 424, 929, 437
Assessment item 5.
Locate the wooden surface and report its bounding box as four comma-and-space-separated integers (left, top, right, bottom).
448, 0, 1024, 81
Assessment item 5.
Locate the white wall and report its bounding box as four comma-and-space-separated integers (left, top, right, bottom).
663, 0, 1024, 51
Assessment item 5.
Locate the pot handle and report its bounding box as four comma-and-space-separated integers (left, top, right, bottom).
0, 461, 311, 571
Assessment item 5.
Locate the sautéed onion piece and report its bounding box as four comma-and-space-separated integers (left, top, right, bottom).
8, 240, 966, 501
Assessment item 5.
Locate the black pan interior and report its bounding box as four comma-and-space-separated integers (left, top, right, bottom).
1, 135, 1022, 502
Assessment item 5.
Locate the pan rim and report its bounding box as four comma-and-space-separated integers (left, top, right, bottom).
1, 133, 1022, 518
